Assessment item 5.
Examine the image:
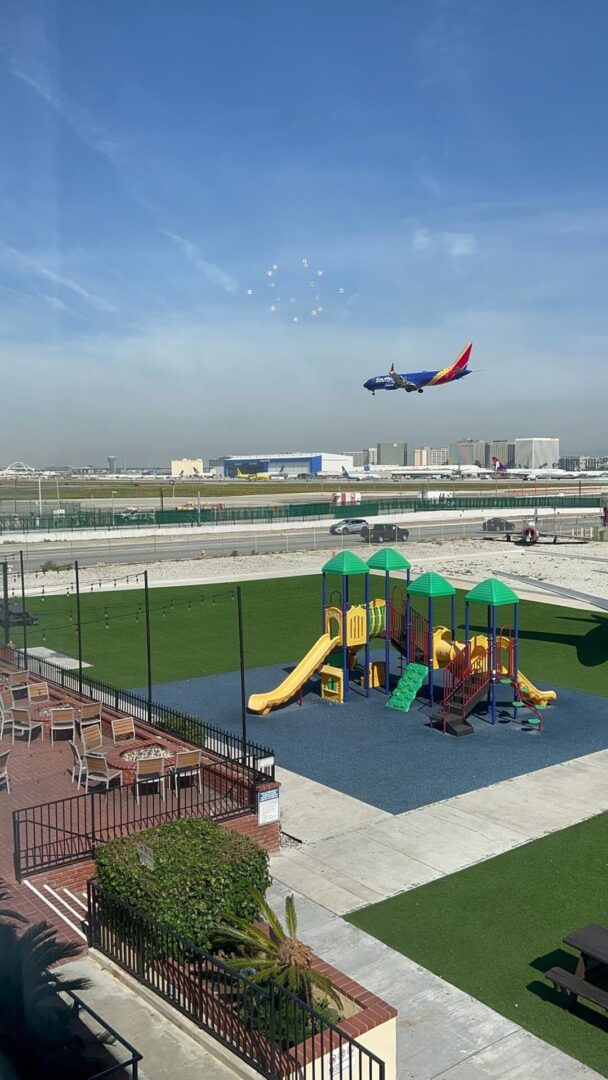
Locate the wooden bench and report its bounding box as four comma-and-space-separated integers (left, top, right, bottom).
546, 966, 608, 1013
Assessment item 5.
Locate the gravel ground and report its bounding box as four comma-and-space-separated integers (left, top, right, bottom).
20, 538, 608, 607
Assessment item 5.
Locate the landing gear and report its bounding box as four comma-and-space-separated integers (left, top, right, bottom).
417, 388, 424, 394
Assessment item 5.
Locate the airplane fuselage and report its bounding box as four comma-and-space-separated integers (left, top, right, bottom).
364, 344, 473, 395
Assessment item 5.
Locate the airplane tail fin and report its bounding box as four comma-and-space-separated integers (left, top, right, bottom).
341, 466, 351, 478
492, 457, 507, 473
449, 342, 473, 375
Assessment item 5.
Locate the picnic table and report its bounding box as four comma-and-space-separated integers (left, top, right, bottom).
546, 924, 608, 1015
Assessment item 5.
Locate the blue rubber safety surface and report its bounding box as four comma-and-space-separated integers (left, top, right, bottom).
139, 657, 608, 815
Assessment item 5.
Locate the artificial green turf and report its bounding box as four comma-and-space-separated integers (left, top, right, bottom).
7, 574, 608, 694
347, 813, 608, 1076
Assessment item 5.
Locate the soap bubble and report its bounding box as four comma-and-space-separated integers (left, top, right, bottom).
338, 287, 345, 294
270, 305, 277, 312
266, 269, 274, 277
246, 288, 253, 295
271, 264, 278, 271
293, 316, 299, 322
302, 258, 309, 268
317, 269, 324, 277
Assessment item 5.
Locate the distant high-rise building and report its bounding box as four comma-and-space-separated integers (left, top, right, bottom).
107, 455, 117, 473
348, 450, 367, 468
366, 447, 378, 465
413, 447, 449, 467
514, 438, 560, 469
489, 440, 515, 467
377, 442, 408, 466
559, 456, 581, 471
449, 439, 489, 468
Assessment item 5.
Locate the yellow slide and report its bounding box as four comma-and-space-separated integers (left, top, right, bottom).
248, 634, 341, 715
432, 627, 556, 706
515, 671, 556, 707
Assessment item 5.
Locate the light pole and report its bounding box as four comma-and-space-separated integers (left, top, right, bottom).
111, 491, 117, 527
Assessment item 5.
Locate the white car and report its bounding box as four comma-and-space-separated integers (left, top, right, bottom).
329, 518, 369, 535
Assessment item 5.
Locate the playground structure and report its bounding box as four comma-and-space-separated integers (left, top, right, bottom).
247, 550, 556, 734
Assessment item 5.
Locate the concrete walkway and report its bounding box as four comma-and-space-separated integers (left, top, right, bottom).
61, 955, 258, 1079
273, 749, 608, 914
266, 882, 598, 1079
269, 750, 608, 1077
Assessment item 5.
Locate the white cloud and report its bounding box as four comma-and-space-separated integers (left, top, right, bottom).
161, 229, 238, 294
411, 226, 476, 260
442, 231, 476, 259
0, 242, 115, 312
412, 227, 432, 252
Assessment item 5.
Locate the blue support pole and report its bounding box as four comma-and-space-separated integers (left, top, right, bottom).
342, 575, 349, 701
428, 596, 434, 707
513, 602, 520, 720
364, 573, 371, 698
485, 605, 492, 713
491, 604, 497, 724
384, 571, 390, 694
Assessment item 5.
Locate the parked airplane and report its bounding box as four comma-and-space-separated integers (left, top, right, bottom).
364, 343, 472, 396
492, 458, 608, 481
235, 466, 287, 481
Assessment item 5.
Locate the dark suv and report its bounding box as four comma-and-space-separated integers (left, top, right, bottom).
361, 523, 410, 544
0, 604, 38, 628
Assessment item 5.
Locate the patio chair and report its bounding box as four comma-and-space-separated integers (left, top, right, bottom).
76, 701, 102, 736
111, 717, 136, 745
27, 682, 50, 706
0, 692, 13, 739
49, 706, 76, 746
10, 672, 29, 700
80, 722, 105, 756
134, 757, 165, 804
0, 749, 10, 793
69, 741, 85, 787
83, 754, 122, 794
11, 707, 43, 746
169, 749, 202, 796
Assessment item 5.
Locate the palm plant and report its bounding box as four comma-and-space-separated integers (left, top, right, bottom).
0, 882, 27, 924
0, 878, 101, 1079
216, 890, 342, 1013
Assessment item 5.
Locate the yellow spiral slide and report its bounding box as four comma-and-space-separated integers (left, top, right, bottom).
432, 627, 556, 707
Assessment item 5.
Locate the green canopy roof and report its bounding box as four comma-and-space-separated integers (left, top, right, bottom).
465, 578, 519, 607
322, 550, 370, 576
366, 548, 411, 572
407, 571, 455, 598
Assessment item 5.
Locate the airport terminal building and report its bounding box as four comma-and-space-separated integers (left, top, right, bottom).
223, 452, 353, 477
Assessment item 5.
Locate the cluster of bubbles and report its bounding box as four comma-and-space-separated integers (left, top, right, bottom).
245, 258, 348, 322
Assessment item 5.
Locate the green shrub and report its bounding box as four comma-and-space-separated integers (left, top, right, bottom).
94, 818, 270, 951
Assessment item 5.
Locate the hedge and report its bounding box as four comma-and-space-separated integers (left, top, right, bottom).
94, 817, 270, 951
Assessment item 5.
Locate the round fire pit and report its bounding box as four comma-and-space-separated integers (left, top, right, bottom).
106, 737, 188, 786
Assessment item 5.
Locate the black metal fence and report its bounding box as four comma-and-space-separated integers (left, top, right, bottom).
88, 883, 386, 1080
5, 647, 275, 780
0, 491, 604, 532
13, 759, 256, 880
63, 988, 142, 1079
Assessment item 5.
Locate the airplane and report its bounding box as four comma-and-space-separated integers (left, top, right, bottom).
491, 458, 608, 481
364, 343, 473, 396
235, 466, 287, 482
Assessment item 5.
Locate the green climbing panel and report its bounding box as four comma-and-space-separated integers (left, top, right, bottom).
386, 662, 427, 713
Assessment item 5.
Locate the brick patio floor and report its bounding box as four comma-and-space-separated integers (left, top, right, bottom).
0, 665, 256, 946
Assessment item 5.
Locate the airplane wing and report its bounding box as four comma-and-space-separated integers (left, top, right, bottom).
388, 364, 417, 390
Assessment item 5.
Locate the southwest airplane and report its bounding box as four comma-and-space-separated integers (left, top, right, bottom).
364, 343, 473, 395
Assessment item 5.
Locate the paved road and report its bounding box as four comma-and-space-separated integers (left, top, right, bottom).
8, 514, 594, 571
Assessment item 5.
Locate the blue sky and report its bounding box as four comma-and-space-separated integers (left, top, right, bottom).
2, 0, 608, 464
